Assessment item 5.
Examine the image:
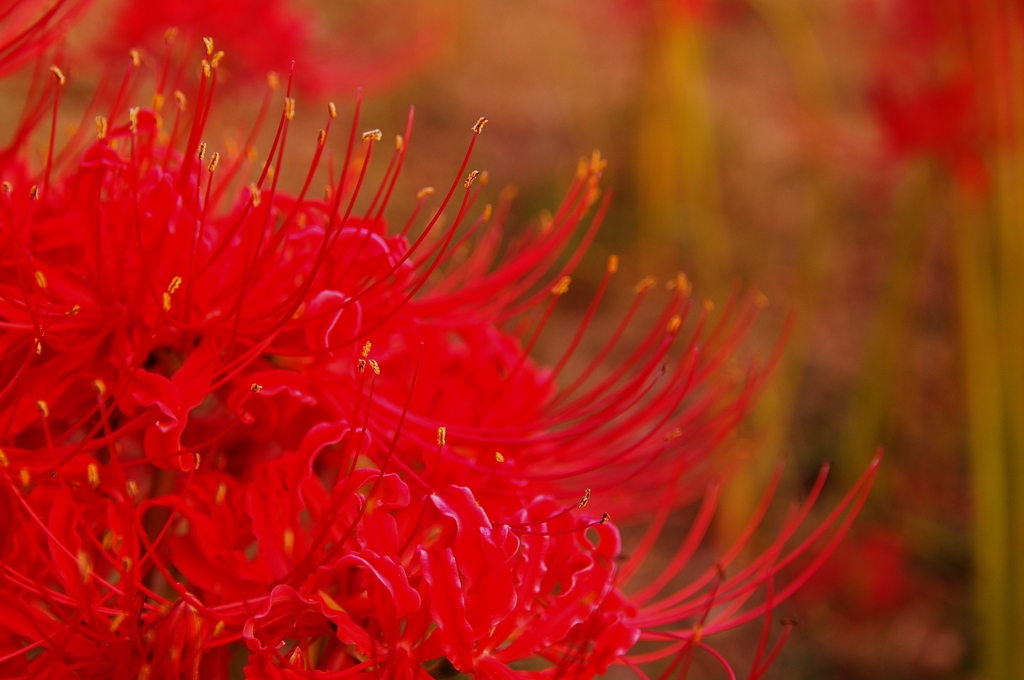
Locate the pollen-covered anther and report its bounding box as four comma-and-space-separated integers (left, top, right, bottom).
126, 480, 139, 498
494, 452, 505, 463
208, 151, 220, 172
317, 129, 326, 145
34, 338, 41, 355
87, 463, 99, 489
665, 428, 682, 441
472, 117, 488, 134
213, 620, 226, 637
284, 97, 296, 120
357, 359, 366, 373
551, 276, 571, 296
608, 255, 619, 273
249, 183, 261, 207
128, 107, 139, 133
417, 187, 435, 199
578, 488, 592, 508
362, 341, 372, 357
251, 383, 263, 393
34, 270, 47, 289
29, 185, 39, 200
202, 37, 214, 55
94, 379, 107, 396
174, 90, 187, 111
95, 115, 109, 139
437, 427, 446, 446
19, 469, 30, 487
49, 64, 66, 85
267, 71, 280, 90
161, 292, 172, 311
196, 142, 207, 161
634, 275, 657, 293
395, 134, 404, 151
152, 92, 164, 110
77, 550, 91, 583
36, 400, 49, 418
667, 315, 682, 334
600, 512, 611, 524
1, 181, 10, 194
283, 528, 295, 557
201, 60, 212, 78
465, 170, 480, 189
368, 359, 381, 376
328, 101, 337, 118
215, 483, 227, 504
129, 48, 141, 67
666, 271, 692, 297
211, 51, 225, 69
362, 128, 383, 142
109, 612, 127, 633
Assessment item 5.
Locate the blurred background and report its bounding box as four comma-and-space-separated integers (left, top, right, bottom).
11, 0, 1023, 677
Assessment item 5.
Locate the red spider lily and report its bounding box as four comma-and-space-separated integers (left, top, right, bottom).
0, 33, 877, 680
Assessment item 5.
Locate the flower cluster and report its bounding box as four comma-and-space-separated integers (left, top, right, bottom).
0, 24, 877, 680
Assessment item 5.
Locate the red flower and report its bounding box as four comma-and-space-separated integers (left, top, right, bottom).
0, 29, 877, 680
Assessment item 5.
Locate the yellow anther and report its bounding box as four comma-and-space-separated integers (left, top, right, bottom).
1, 182, 10, 194
94, 379, 107, 396
357, 359, 366, 373
95, 115, 109, 140
122, 556, 132, 572
665, 429, 682, 441
551, 276, 571, 296
472, 117, 488, 134
0, 449, 8, 467
196, 142, 207, 161
576, 157, 589, 179
202, 37, 214, 56
167, 276, 182, 294
164, 27, 178, 43
161, 291, 172, 311
87, 463, 99, 489
634, 276, 657, 293
129, 49, 141, 67
362, 341, 372, 357
174, 90, 187, 111
109, 612, 127, 632
482, 204, 492, 221
464, 170, 480, 189
251, 383, 263, 393
283, 528, 295, 556
416, 187, 435, 200
600, 512, 611, 524
36, 400, 49, 418
328, 102, 337, 118
590, 150, 607, 172
437, 427, 446, 446
77, 549, 91, 583
578, 488, 592, 508
215, 483, 227, 504
608, 255, 619, 274
49, 64, 66, 85
208, 151, 220, 172
34, 270, 47, 289
494, 452, 505, 463
128, 107, 139, 133
201, 60, 211, 78
361, 129, 382, 142
211, 51, 225, 69
34, 338, 42, 355
249, 183, 261, 207
213, 620, 226, 637
267, 71, 280, 90
368, 359, 380, 376
478, 171, 489, 187
126, 479, 139, 498
19, 468, 30, 487
667, 272, 691, 297
152, 92, 164, 111
395, 134, 403, 151
284, 97, 296, 121
317, 129, 326, 146
29, 185, 39, 200
667, 316, 682, 334
193, 452, 201, 469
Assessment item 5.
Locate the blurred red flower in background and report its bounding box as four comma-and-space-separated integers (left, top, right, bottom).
0, 4, 878, 678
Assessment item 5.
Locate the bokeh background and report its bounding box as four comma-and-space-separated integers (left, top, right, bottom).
9, 0, 1019, 677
